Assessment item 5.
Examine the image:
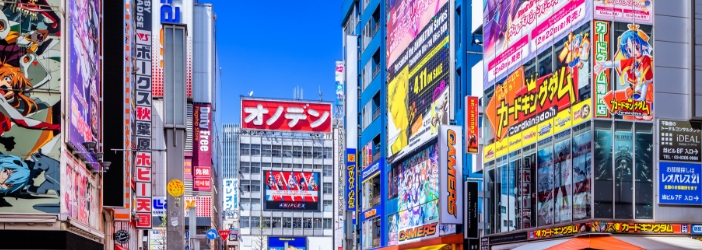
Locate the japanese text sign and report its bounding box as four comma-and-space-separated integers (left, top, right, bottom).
241, 98, 332, 133
223, 178, 237, 211
346, 149, 357, 211
659, 120, 701, 162
530, 221, 690, 239
194, 178, 212, 191
659, 162, 702, 205
194, 166, 212, 178
466, 96, 479, 154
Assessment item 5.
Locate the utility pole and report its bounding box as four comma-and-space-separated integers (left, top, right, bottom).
163, 24, 188, 250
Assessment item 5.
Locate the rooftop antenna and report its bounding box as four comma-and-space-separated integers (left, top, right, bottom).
318, 86, 323, 101
293, 86, 304, 100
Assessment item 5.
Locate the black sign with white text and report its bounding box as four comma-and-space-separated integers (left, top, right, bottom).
659, 120, 702, 162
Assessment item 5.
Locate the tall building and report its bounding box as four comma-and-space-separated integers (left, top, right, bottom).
477, 0, 702, 249
223, 123, 241, 249
238, 97, 335, 249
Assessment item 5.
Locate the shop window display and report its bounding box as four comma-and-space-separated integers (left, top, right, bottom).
553, 130, 572, 224
572, 122, 592, 220
594, 121, 613, 218
495, 155, 507, 232
635, 123, 653, 219
614, 122, 634, 219
520, 145, 536, 229
537, 137, 554, 226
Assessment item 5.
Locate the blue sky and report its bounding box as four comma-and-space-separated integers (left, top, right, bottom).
211, 0, 343, 125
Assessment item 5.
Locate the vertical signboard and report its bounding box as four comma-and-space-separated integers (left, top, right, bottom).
465, 181, 479, 239
593, 20, 611, 118
346, 149, 357, 211
134, 0, 153, 229
193, 103, 212, 192
439, 125, 463, 224
336, 61, 345, 106
466, 96, 479, 154
659, 162, 702, 205
659, 120, 701, 162
123, 0, 135, 210
223, 178, 236, 211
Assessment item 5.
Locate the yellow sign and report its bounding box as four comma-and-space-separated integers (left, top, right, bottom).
508, 131, 522, 152
347, 153, 356, 162
553, 108, 572, 134
521, 125, 538, 146
572, 98, 592, 125
167, 179, 185, 197
185, 199, 196, 210
495, 138, 509, 158
484, 143, 496, 162
537, 118, 554, 141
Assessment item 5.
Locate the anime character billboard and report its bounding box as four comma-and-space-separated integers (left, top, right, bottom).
264, 171, 321, 211
0, 0, 64, 213
595, 24, 654, 121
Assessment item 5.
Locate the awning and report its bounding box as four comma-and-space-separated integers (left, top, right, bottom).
114, 244, 128, 250
511, 239, 569, 250
546, 235, 642, 250
405, 244, 451, 250
616, 236, 702, 250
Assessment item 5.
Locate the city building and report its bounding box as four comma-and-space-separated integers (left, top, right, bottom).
223, 123, 242, 250
237, 97, 336, 249
477, 0, 702, 249
340, 0, 483, 249
0, 0, 105, 249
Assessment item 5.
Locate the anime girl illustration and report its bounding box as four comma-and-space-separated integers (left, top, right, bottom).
0, 154, 30, 195
267, 172, 276, 189
559, 31, 591, 91
594, 24, 653, 121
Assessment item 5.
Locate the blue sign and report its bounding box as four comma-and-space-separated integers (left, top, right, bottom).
346, 148, 357, 211
692, 224, 702, 234
362, 159, 383, 180
268, 237, 306, 250
361, 205, 383, 221
206, 229, 218, 240
659, 162, 702, 205
160, 0, 181, 23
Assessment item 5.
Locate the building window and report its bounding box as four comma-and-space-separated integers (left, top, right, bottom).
313, 147, 323, 158
283, 218, 292, 228
362, 174, 380, 210
262, 144, 272, 157
303, 146, 313, 158
240, 162, 250, 174
303, 218, 313, 229
251, 180, 261, 192
272, 217, 281, 228
293, 146, 302, 157
323, 165, 333, 177
272, 163, 281, 168
250, 216, 260, 228
313, 218, 322, 229
304, 164, 312, 169
241, 216, 249, 228
272, 145, 282, 157
323, 200, 332, 212
323, 218, 332, 229
283, 163, 292, 168
314, 164, 322, 170
251, 162, 261, 174
250, 144, 261, 156
240, 180, 251, 192
263, 217, 271, 228
283, 145, 293, 157
240, 198, 250, 210
294, 164, 302, 169
293, 218, 302, 228
323, 183, 333, 194
251, 198, 261, 210
324, 147, 333, 159
240, 143, 250, 155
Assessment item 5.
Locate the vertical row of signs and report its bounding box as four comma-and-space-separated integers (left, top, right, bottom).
193, 103, 213, 191
134, 0, 154, 229
122, 0, 134, 212
658, 120, 702, 205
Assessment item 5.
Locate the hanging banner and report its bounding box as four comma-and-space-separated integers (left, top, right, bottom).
466, 96, 479, 154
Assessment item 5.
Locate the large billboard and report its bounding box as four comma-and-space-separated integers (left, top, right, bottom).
193, 103, 212, 192
0, 1, 62, 214
386, 0, 449, 67
482, 0, 592, 90
241, 98, 333, 133
62, 150, 100, 230
69, 0, 101, 168
387, 3, 450, 163
264, 171, 321, 211
593, 0, 654, 24
268, 237, 306, 250
439, 125, 463, 224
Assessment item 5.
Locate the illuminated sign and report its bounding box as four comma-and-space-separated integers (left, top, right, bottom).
466, 96, 479, 154
446, 130, 458, 218
346, 149, 356, 211
439, 125, 463, 225
364, 209, 377, 218
530, 222, 692, 240
160, 0, 181, 23
398, 222, 438, 241
241, 98, 333, 133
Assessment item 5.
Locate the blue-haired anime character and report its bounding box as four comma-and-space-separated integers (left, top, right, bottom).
0, 154, 30, 194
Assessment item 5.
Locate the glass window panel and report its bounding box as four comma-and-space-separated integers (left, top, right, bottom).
635, 123, 653, 219
594, 121, 613, 218
283, 218, 292, 228
496, 155, 506, 232
252, 198, 261, 210
303, 146, 313, 158
272, 217, 281, 228
293, 218, 302, 229
251, 144, 261, 156
323, 218, 332, 229
324, 200, 333, 212
614, 122, 633, 219
572, 122, 592, 220
486, 161, 495, 234
293, 146, 303, 157
508, 150, 520, 231
250, 216, 260, 228
304, 218, 313, 228
241, 216, 249, 228
553, 131, 572, 224
521, 144, 537, 229
314, 218, 323, 229
537, 137, 554, 227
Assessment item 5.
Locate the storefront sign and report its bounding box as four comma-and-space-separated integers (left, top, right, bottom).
362, 159, 383, 180
659, 120, 702, 162
594, 20, 611, 118
440, 125, 463, 224
346, 149, 357, 211
530, 222, 692, 239
489, 231, 528, 244
398, 222, 438, 241
361, 206, 383, 221
659, 162, 702, 205
692, 224, 702, 235
466, 96, 479, 154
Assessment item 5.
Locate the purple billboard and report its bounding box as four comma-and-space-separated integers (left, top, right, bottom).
69, 0, 101, 168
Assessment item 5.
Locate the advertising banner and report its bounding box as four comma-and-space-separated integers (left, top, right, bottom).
466, 96, 479, 154
62, 150, 100, 230
264, 171, 321, 211
223, 178, 237, 211
593, 20, 611, 118
386, 0, 449, 67
387, 3, 450, 163
241, 98, 333, 133
152, 197, 166, 216
439, 125, 463, 224
69, 0, 100, 167
268, 237, 307, 250
530, 221, 690, 239
346, 148, 357, 211
594, 0, 654, 24
395, 144, 440, 244
193, 103, 212, 192
596, 23, 654, 121
483, 0, 591, 90
659, 120, 701, 162
336, 61, 345, 106
659, 162, 702, 205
